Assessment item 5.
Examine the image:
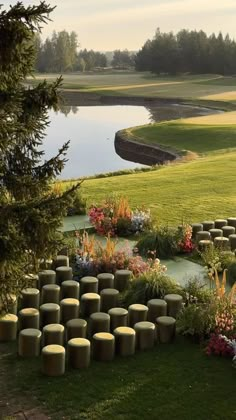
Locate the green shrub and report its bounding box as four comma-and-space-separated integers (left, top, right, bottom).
68, 191, 86, 216
183, 277, 214, 304
136, 226, 178, 259
116, 217, 132, 236
199, 246, 236, 276
122, 270, 183, 306
176, 301, 217, 340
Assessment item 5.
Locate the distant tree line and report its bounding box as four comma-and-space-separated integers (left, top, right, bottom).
34, 31, 135, 72
135, 29, 236, 75
34, 31, 108, 72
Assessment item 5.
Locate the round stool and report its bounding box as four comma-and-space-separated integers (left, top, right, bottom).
38, 270, 56, 289
229, 234, 236, 251
66, 318, 87, 341
215, 219, 228, 229
18, 328, 41, 357
53, 255, 69, 269
198, 240, 213, 252
0, 314, 18, 342
89, 312, 110, 337
222, 226, 235, 238
196, 231, 211, 244
202, 221, 215, 231
40, 303, 60, 327
80, 277, 98, 295
100, 289, 119, 312
97, 273, 114, 292
42, 344, 65, 376
156, 316, 176, 343
68, 338, 90, 369
147, 299, 167, 323
114, 270, 132, 292
114, 326, 136, 356
61, 280, 80, 300
227, 217, 236, 228
134, 321, 156, 350
56, 266, 73, 285
21, 288, 40, 309
164, 294, 183, 318
81, 293, 100, 318
43, 324, 64, 346
18, 308, 39, 330
41, 284, 60, 304
60, 298, 80, 324
209, 228, 223, 241
191, 223, 203, 239
214, 236, 230, 250
92, 332, 115, 362
108, 307, 128, 331
128, 304, 148, 327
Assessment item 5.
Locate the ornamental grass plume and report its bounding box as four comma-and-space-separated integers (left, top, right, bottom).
214, 268, 227, 298
96, 234, 117, 260
116, 196, 132, 219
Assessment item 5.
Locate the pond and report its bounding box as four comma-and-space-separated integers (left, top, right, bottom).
44, 103, 215, 179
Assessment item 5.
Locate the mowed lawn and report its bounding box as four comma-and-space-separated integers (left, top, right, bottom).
29, 73, 236, 102
126, 111, 236, 155
1, 338, 236, 420
78, 151, 236, 226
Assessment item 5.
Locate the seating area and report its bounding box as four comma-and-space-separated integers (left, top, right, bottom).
0, 261, 181, 376
193, 217, 236, 251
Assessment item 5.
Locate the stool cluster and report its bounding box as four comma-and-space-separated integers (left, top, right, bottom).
0, 255, 183, 376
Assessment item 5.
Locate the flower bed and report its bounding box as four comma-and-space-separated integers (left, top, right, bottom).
74, 231, 166, 279
88, 195, 151, 237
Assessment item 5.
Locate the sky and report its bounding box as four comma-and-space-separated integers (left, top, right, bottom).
3, 0, 236, 50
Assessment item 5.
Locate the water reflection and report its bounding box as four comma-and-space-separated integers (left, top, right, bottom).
44, 104, 213, 180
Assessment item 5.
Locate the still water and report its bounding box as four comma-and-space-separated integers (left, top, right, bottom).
44, 105, 152, 179
44, 103, 214, 179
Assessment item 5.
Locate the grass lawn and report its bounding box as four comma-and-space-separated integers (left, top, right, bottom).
72, 150, 236, 226
1, 337, 235, 419
125, 113, 236, 155
28, 73, 236, 103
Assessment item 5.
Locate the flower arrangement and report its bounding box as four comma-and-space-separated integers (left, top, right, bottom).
177, 224, 194, 253
88, 195, 151, 237
206, 334, 236, 359
74, 231, 164, 279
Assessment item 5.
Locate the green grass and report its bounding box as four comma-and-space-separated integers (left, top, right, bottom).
126, 123, 236, 155
28, 73, 236, 103
196, 77, 236, 86
1, 338, 235, 419
77, 151, 236, 226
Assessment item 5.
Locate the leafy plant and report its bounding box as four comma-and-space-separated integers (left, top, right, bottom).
183, 277, 213, 304
177, 302, 217, 340
199, 246, 236, 280
122, 270, 183, 306
136, 226, 179, 259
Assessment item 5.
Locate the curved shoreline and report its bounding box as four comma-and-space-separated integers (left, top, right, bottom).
115, 130, 179, 166
61, 90, 236, 110
61, 90, 234, 168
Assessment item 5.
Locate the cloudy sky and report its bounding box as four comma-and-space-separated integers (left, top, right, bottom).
3, 0, 236, 50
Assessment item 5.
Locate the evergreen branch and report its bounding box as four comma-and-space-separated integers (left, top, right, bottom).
0, 2, 56, 32
0, 181, 82, 213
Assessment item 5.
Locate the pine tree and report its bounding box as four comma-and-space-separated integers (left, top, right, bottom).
0, 2, 80, 313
